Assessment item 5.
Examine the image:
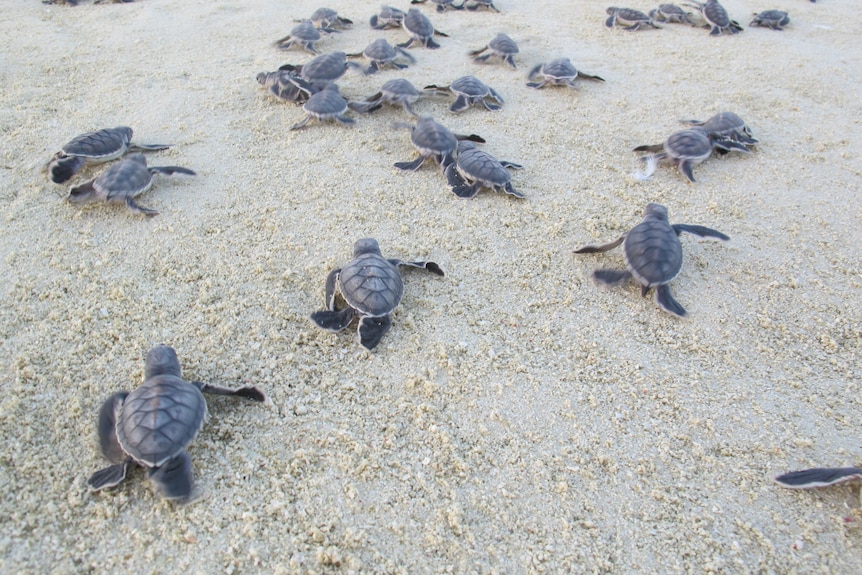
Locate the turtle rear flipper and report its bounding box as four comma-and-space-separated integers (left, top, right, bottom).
574, 235, 625, 254
311, 307, 355, 332
655, 284, 687, 317
50, 155, 86, 184
125, 197, 159, 217
358, 315, 393, 350
88, 460, 132, 491
672, 224, 729, 241
192, 382, 268, 403
592, 269, 631, 286
774, 467, 862, 489
149, 451, 194, 503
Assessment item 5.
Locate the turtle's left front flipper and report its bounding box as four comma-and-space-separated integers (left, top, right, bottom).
390, 259, 445, 276
775, 467, 862, 489
149, 166, 197, 176
192, 382, 268, 403
129, 142, 172, 152
672, 224, 729, 241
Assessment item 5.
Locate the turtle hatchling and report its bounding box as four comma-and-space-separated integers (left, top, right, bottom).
444, 141, 524, 198
350, 39, 416, 75
256, 69, 314, 104
280, 51, 357, 90
574, 202, 729, 318
398, 8, 448, 50
469, 33, 519, 69
394, 115, 485, 171
750, 10, 790, 30
291, 84, 374, 130
48, 126, 170, 184
775, 467, 862, 490
274, 20, 323, 54
649, 4, 695, 24
370, 5, 406, 30
87, 345, 266, 503
527, 58, 605, 89
605, 7, 662, 30
633, 127, 749, 182
310, 238, 444, 350
683, 0, 743, 35
68, 153, 195, 216
410, 0, 463, 12
358, 78, 423, 116
425, 76, 504, 112
682, 111, 757, 147
306, 7, 353, 31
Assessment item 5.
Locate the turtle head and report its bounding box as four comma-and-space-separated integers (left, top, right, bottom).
643, 202, 669, 221
456, 140, 477, 153
144, 345, 182, 380
353, 238, 382, 257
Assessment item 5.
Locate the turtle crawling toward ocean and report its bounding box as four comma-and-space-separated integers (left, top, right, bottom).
749, 10, 790, 30
280, 51, 359, 91
68, 153, 195, 216
681, 111, 757, 147
87, 345, 266, 504
48, 126, 171, 184
444, 141, 524, 198
683, 0, 743, 35
633, 127, 750, 182
291, 84, 375, 130
649, 4, 695, 24
306, 7, 353, 31
398, 8, 448, 49
310, 238, 444, 350
274, 20, 323, 54
394, 115, 485, 171
574, 202, 729, 318
350, 39, 416, 75
425, 75, 504, 112
357, 78, 423, 116
256, 69, 314, 104
527, 58, 605, 89
370, 5, 407, 29
469, 33, 519, 69
605, 7, 662, 30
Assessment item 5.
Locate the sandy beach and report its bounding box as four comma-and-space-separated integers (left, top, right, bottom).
1, 0, 861, 572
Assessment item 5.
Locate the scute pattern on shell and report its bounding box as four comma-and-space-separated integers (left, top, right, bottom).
116, 376, 206, 468
665, 129, 712, 160
412, 117, 457, 155
63, 127, 132, 158
339, 253, 404, 316
93, 155, 153, 196
624, 217, 683, 286
457, 145, 512, 187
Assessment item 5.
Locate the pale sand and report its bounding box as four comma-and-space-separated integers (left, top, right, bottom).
1, 0, 861, 572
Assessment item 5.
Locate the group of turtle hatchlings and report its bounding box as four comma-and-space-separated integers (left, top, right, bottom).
43, 2, 848, 503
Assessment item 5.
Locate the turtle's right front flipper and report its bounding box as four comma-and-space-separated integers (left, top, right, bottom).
574, 235, 625, 254
390, 258, 445, 277
130, 142, 172, 152
672, 224, 729, 241
193, 382, 268, 403
311, 307, 355, 332
775, 467, 862, 489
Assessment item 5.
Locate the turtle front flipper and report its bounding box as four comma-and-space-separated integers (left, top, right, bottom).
88, 461, 132, 491
68, 179, 98, 203
323, 268, 341, 310
452, 182, 481, 198
605, 14, 617, 28
89, 391, 133, 491
578, 72, 605, 82
672, 224, 729, 241
192, 382, 268, 403
125, 196, 159, 217
450, 95, 470, 113
149, 166, 197, 176
774, 467, 862, 489
49, 154, 86, 184
574, 235, 625, 254
149, 451, 195, 503
394, 155, 428, 171
358, 315, 393, 350
129, 143, 172, 152
677, 160, 697, 183
592, 269, 631, 286
311, 306, 356, 332
655, 284, 687, 317
502, 182, 525, 198
389, 259, 445, 276
711, 139, 751, 155
481, 100, 502, 112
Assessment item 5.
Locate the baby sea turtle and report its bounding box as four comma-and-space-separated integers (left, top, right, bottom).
469, 33, 519, 69
649, 4, 695, 24
358, 78, 423, 116
410, 0, 463, 12
370, 5, 406, 30
350, 39, 416, 75
291, 84, 372, 130
633, 127, 749, 182
574, 202, 729, 318
274, 20, 322, 54
256, 69, 314, 104
605, 7, 662, 30
682, 111, 757, 147
87, 345, 266, 503
306, 7, 353, 31
48, 126, 171, 184
527, 58, 605, 89
444, 141, 524, 198
775, 467, 862, 489
750, 10, 790, 30
394, 115, 485, 171
683, 0, 743, 35
425, 76, 504, 112
464, 0, 500, 11
280, 51, 357, 90
68, 153, 195, 216
310, 238, 444, 350
398, 8, 448, 50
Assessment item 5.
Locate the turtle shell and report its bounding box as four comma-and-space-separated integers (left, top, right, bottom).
62, 127, 133, 160
290, 20, 321, 42
381, 78, 420, 98
456, 141, 510, 187
116, 375, 207, 468
623, 204, 683, 287
411, 116, 457, 156
488, 34, 518, 55
364, 39, 397, 61
303, 86, 348, 117
450, 76, 490, 98
702, 0, 731, 27
404, 8, 434, 38
540, 58, 577, 81
665, 129, 712, 161
300, 51, 348, 83
612, 7, 651, 23
338, 252, 404, 317
92, 153, 153, 198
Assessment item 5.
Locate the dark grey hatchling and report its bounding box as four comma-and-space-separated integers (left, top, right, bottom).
683, 0, 743, 35
350, 39, 416, 75
48, 126, 170, 184
649, 4, 695, 24
633, 127, 749, 182
775, 467, 862, 489
399, 8, 448, 49
291, 84, 375, 130
574, 203, 729, 318
370, 5, 406, 29
527, 58, 605, 89
68, 153, 195, 216
87, 345, 266, 504
256, 69, 314, 104
469, 33, 519, 69
605, 7, 662, 30
425, 75, 504, 112
682, 111, 757, 147
357, 78, 423, 116
279, 51, 358, 91
444, 141, 524, 198
749, 10, 790, 30
310, 238, 444, 350
274, 20, 323, 54
306, 7, 353, 31
394, 115, 485, 171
